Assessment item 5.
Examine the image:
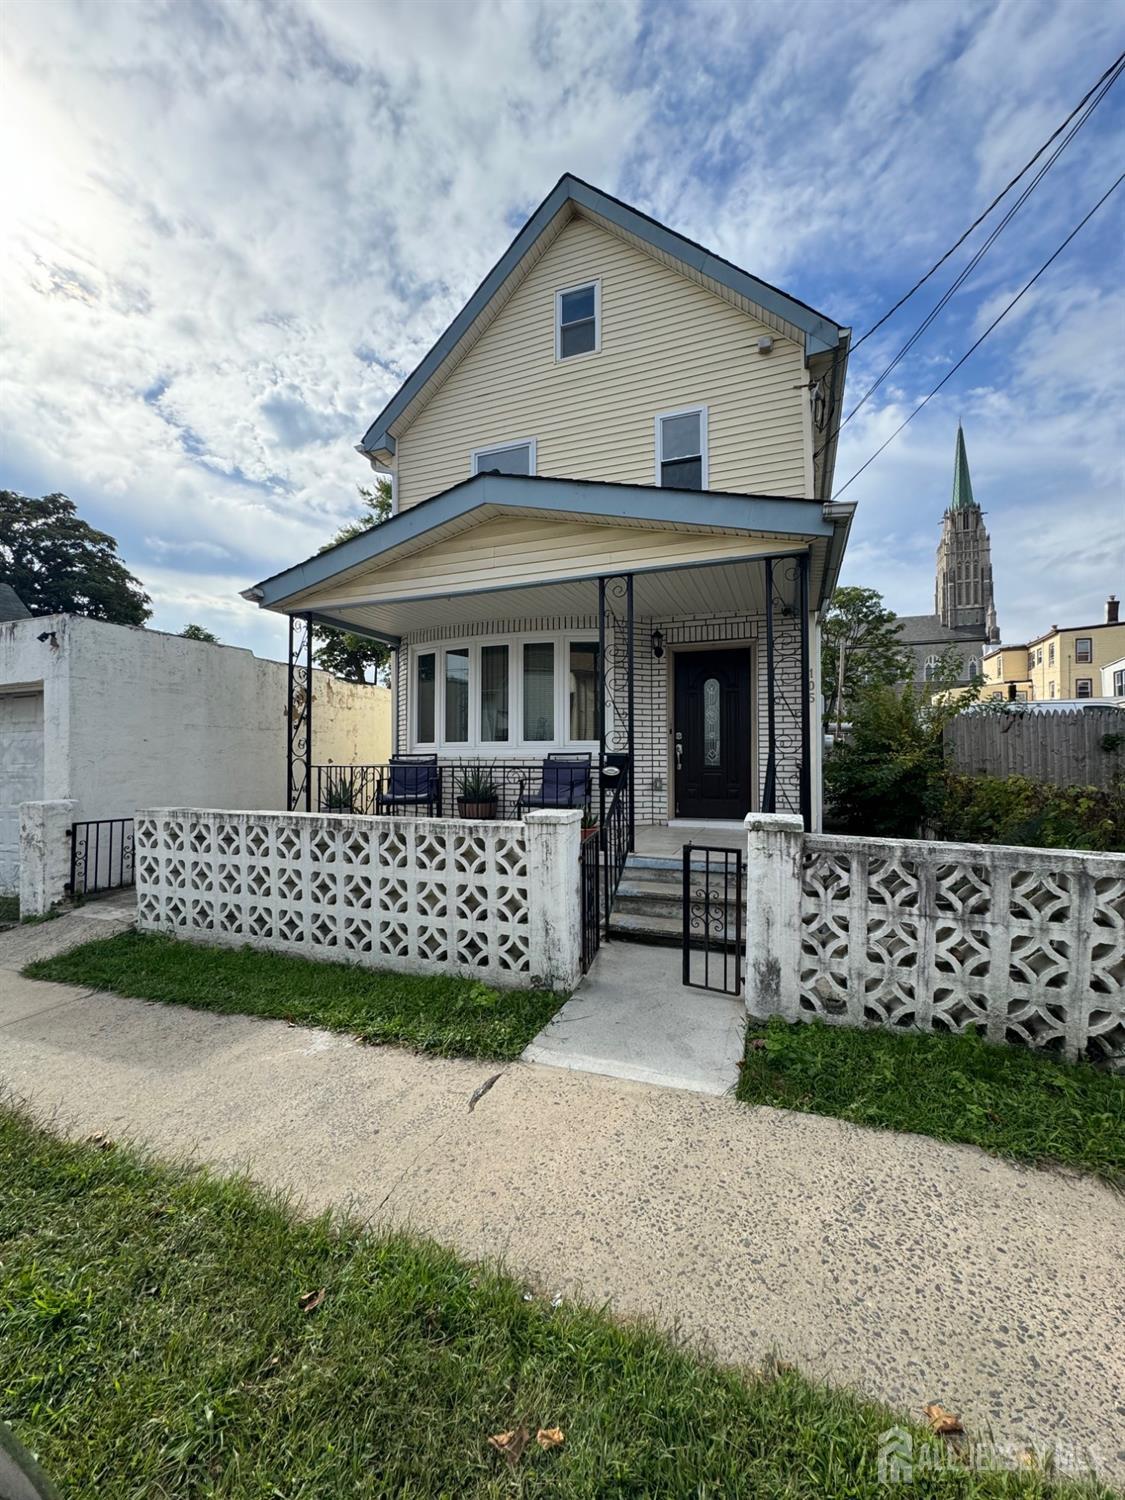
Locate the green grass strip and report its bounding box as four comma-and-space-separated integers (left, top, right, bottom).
738, 1018, 1124, 1185
25, 929, 564, 1062
1, 1106, 1112, 1498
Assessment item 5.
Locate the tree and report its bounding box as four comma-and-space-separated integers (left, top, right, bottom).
180, 623, 219, 643
820, 585, 912, 733
825, 649, 979, 837
0, 491, 151, 625
313, 479, 392, 683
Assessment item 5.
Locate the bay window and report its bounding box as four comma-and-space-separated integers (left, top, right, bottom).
410, 634, 600, 751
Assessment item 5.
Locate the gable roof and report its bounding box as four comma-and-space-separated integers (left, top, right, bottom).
359, 174, 849, 464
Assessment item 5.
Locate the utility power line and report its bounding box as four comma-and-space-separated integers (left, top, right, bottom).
832, 169, 1124, 500
831, 53, 1124, 440
848, 47, 1125, 359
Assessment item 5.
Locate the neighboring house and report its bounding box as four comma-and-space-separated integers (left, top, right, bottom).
897, 423, 1000, 690
1102, 653, 1125, 703
0, 614, 390, 902
984, 597, 1125, 703
244, 174, 853, 834
980, 644, 1033, 703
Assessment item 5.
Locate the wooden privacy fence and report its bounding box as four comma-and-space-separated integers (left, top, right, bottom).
945, 707, 1125, 789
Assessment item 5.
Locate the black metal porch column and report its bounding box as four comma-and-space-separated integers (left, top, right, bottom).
625, 572, 635, 852
286, 613, 313, 811
596, 573, 636, 851
763, 558, 777, 813
798, 551, 812, 830
597, 577, 607, 831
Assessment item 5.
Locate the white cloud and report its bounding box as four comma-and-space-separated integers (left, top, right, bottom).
0, 0, 1121, 652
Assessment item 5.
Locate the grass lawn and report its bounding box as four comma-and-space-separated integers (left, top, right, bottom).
738, 1019, 1125, 1185
1, 1108, 1112, 1499
24, 930, 565, 1062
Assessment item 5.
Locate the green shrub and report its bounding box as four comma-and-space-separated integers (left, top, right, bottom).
825, 681, 961, 837
936, 772, 1125, 852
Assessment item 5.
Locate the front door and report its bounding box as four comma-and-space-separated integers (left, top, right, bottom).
673, 649, 752, 819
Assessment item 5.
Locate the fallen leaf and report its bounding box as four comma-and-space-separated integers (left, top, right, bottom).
298, 1287, 326, 1313
748, 1037, 767, 1051
85, 1132, 115, 1150
536, 1427, 564, 1450
922, 1402, 963, 1436
488, 1424, 529, 1466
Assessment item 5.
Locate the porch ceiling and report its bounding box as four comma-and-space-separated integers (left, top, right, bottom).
298, 551, 808, 641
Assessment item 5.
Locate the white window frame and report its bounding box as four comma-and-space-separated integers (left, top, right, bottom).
470, 437, 538, 478
654, 404, 709, 489
555, 279, 601, 362
407, 631, 601, 755
412, 649, 438, 748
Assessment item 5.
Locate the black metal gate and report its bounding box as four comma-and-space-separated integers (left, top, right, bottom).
67, 818, 135, 899
681, 844, 744, 995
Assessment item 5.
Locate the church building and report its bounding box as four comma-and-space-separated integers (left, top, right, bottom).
897, 423, 1000, 687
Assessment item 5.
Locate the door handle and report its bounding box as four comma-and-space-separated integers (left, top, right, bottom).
675, 743, 683, 771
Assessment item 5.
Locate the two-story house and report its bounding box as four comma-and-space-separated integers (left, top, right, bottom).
246, 175, 853, 843
983, 596, 1124, 703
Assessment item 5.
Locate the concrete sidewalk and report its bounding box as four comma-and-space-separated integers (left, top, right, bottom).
2, 929, 1123, 1482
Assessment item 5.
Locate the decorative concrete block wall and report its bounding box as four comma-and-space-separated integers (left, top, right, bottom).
744, 814, 1125, 1066
135, 807, 582, 991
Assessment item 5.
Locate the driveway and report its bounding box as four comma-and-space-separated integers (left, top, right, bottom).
2, 909, 1123, 1484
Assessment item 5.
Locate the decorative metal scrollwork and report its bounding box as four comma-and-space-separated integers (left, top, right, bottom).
287, 614, 314, 811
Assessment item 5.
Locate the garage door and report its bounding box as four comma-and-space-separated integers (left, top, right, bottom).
0, 691, 45, 893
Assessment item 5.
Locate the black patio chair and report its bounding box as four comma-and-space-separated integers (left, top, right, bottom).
516, 752, 592, 817
375, 754, 441, 816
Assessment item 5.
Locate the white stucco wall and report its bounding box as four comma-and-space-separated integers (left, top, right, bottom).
0, 616, 391, 881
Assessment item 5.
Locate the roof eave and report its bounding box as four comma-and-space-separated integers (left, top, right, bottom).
246, 472, 836, 613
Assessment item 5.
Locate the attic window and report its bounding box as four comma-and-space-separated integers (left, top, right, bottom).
556, 281, 599, 359
471, 439, 536, 476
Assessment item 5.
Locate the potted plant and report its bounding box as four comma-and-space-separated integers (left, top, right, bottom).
456, 764, 499, 819
323, 773, 356, 814
581, 810, 600, 844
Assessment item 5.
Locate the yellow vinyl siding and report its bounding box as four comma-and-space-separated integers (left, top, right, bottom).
286, 516, 802, 611
395, 215, 810, 509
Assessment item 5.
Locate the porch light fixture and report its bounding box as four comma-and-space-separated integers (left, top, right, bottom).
650, 628, 665, 659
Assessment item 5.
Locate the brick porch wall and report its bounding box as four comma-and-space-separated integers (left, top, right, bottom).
393, 610, 804, 824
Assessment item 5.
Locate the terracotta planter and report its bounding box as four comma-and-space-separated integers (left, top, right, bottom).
581, 824, 600, 844
458, 797, 498, 820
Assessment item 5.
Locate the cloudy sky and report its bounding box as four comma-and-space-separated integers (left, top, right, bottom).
2, 0, 1122, 660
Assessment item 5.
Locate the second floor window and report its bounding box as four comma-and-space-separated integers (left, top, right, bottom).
1048, 643, 1055, 665
656, 406, 708, 490
1075, 637, 1093, 663
556, 282, 599, 359
472, 439, 536, 476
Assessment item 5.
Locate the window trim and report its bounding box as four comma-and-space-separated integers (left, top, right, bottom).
555, 279, 601, 362
1075, 677, 1094, 698
408, 631, 601, 754
654, 404, 709, 489
469, 437, 538, 478
1075, 636, 1093, 663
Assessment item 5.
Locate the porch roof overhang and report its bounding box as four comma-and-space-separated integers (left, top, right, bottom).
244, 472, 854, 646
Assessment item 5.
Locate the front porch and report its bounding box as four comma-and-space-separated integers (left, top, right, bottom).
245, 472, 855, 844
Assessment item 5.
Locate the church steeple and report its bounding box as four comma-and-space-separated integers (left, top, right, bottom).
935, 422, 1000, 642
951, 421, 975, 511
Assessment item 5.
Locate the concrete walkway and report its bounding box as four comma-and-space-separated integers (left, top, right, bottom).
1, 918, 1123, 1483
523, 940, 744, 1095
